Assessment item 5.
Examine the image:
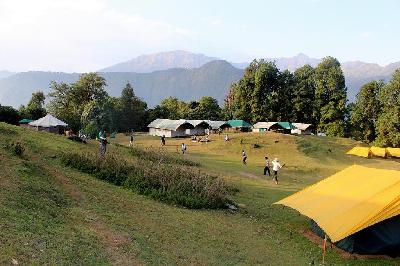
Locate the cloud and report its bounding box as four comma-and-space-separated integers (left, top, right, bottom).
0, 0, 192, 72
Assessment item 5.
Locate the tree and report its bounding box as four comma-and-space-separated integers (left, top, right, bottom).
0, 104, 20, 125
19, 91, 47, 120
350, 81, 383, 143
158, 97, 189, 119
276, 69, 295, 121
48, 73, 108, 132
314, 57, 347, 136
119, 82, 148, 132
375, 69, 400, 147
186, 97, 222, 120
230, 59, 281, 123
292, 65, 315, 123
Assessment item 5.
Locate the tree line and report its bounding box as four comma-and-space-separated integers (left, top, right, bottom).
0, 58, 399, 147
223, 56, 347, 137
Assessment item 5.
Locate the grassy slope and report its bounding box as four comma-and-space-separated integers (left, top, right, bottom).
1, 124, 399, 265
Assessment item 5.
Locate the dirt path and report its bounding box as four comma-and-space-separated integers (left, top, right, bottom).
33, 156, 141, 265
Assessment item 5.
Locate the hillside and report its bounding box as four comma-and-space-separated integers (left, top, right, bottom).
0, 61, 243, 108
1, 122, 399, 264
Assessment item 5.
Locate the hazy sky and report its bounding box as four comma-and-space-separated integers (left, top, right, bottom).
1, 0, 399, 72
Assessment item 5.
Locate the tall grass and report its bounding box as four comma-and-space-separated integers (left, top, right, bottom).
60, 152, 232, 209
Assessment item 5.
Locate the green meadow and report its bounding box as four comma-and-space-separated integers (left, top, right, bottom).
1, 122, 399, 265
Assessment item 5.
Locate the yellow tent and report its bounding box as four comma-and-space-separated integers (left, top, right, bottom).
274, 165, 400, 242
346, 147, 370, 158
387, 147, 400, 158
370, 146, 387, 158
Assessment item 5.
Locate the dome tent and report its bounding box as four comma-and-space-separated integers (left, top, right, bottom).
29, 114, 68, 134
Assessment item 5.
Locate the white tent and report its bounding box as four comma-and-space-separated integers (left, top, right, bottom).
29, 114, 68, 127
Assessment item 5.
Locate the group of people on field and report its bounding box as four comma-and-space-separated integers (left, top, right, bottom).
242, 150, 283, 184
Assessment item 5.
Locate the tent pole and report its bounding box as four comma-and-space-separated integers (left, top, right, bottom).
322, 234, 327, 264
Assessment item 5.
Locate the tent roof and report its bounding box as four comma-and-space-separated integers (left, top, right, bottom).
292, 123, 313, 131
253, 122, 277, 129
370, 146, 387, 157
186, 120, 210, 127
147, 119, 194, 131
346, 147, 371, 158
29, 114, 68, 127
228, 120, 252, 128
277, 122, 295, 130
274, 165, 400, 242
207, 120, 229, 130
19, 118, 35, 124
387, 147, 400, 158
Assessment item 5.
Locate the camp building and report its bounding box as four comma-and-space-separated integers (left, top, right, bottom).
275, 165, 400, 256
28, 114, 68, 134
148, 119, 194, 138
185, 120, 210, 135
207, 120, 231, 133
252, 121, 295, 134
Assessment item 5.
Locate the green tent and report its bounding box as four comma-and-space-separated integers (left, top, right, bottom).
19, 119, 34, 124
227, 120, 252, 128
277, 122, 295, 130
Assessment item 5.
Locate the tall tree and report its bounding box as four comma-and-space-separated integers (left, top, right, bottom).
19, 91, 47, 120
314, 57, 347, 136
375, 69, 400, 147
276, 69, 295, 121
119, 82, 148, 132
0, 104, 20, 125
292, 65, 315, 123
350, 80, 383, 143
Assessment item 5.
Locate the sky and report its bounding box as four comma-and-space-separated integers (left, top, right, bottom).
0, 0, 399, 72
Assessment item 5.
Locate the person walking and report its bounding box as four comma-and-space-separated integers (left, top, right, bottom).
129, 134, 134, 147
181, 143, 187, 154
264, 156, 271, 176
242, 150, 247, 164
272, 158, 283, 184
98, 129, 108, 157
161, 135, 166, 146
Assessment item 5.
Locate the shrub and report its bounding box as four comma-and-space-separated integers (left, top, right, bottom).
8, 141, 25, 157
60, 151, 232, 209
128, 146, 200, 167
67, 135, 86, 143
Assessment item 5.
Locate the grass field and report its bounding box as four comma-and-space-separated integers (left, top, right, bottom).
1, 123, 399, 265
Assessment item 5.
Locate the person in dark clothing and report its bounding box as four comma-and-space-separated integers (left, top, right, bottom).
161, 135, 166, 146
264, 156, 271, 176
129, 135, 134, 147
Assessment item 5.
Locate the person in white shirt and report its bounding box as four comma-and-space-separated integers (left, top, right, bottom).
181, 143, 187, 154
272, 158, 283, 184
242, 150, 247, 164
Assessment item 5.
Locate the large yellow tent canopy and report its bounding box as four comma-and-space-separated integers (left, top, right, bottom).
274, 165, 400, 242
346, 147, 371, 158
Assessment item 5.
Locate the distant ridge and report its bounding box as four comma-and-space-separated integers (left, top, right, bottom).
99, 50, 219, 73
1, 51, 399, 108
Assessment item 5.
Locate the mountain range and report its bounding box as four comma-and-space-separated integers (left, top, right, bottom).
0, 51, 399, 108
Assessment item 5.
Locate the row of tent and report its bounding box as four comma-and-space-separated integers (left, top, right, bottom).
148, 119, 314, 138
347, 146, 400, 158
275, 165, 400, 256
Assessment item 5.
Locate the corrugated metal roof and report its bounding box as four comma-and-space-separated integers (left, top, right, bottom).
186, 120, 210, 127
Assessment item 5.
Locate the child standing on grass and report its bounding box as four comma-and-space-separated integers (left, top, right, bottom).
161, 135, 166, 146
242, 150, 247, 164
264, 156, 271, 176
272, 158, 283, 184
129, 134, 134, 147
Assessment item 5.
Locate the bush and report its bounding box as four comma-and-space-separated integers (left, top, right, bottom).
8, 141, 25, 157
128, 146, 200, 167
60, 151, 232, 209
67, 135, 86, 143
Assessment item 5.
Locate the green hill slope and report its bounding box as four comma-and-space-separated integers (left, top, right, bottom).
1, 123, 399, 265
